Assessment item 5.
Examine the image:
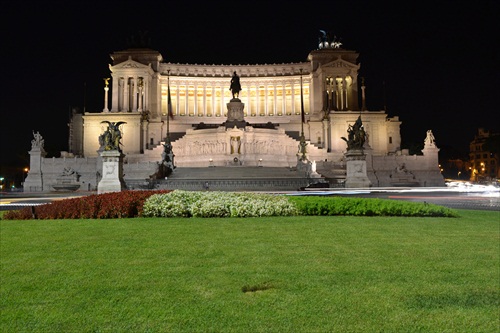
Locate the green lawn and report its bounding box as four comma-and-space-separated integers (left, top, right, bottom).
1, 210, 499, 332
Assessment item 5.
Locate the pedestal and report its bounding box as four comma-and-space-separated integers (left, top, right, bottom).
225, 99, 246, 128
23, 148, 47, 192
98, 150, 126, 194
344, 149, 371, 188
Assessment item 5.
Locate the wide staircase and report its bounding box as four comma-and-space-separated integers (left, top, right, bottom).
126, 166, 315, 191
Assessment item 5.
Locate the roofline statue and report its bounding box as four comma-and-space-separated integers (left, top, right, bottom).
318, 30, 342, 49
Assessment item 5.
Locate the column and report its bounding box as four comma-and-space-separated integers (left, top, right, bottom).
344, 78, 351, 110
323, 77, 327, 111
111, 74, 119, 112
132, 77, 138, 112
144, 78, 149, 112
256, 85, 260, 116
327, 77, 334, 111
212, 86, 215, 117
103, 78, 110, 112
123, 77, 129, 112
246, 84, 250, 117
332, 79, 338, 111
138, 83, 143, 112
194, 85, 198, 116
176, 85, 180, 117
221, 86, 225, 117
273, 85, 277, 116
185, 86, 188, 116
361, 78, 367, 111
264, 85, 268, 116
118, 78, 124, 111
281, 85, 286, 116
203, 85, 207, 116
339, 78, 344, 111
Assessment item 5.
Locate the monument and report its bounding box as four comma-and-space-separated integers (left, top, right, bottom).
342, 116, 371, 188
97, 121, 127, 194
23, 131, 47, 192
225, 72, 246, 129
22, 35, 446, 192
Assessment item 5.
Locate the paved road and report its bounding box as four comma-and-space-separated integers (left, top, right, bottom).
1, 188, 499, 212
295, 187, 500, 211
351, 191, 500, 211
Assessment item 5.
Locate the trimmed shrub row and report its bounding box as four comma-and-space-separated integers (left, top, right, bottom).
142, 191, 299, 218
2, 190, 458, 220
3, 190, 170, 220
287, 195, 458, 217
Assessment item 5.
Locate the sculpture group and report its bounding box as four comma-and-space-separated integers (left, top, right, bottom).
341, 116, 366, 150
99, 121, 126, 152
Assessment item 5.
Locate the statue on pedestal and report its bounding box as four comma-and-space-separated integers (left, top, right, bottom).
230, 71, 241, 99
424, 129, 436, 147
31, 131, 45, 150
226, 74, 246, 128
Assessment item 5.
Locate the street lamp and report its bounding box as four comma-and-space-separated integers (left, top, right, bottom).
23, 167, 29, 185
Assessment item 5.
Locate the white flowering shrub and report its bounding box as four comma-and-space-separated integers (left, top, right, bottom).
142, 190, 199, 217
142, 190, 299, 218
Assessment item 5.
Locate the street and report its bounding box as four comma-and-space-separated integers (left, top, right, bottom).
1, 185, 499, 212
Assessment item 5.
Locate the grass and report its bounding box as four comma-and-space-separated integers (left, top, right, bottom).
1, 210, 499, 332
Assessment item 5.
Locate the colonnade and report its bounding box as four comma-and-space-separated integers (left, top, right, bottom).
110, 75, 151, 112
324, 76, 353, 111
162, 80, 310, 118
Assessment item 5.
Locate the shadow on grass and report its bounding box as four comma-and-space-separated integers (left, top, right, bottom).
407, 291, 499, 309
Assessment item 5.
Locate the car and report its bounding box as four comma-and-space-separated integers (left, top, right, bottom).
299, 181, 330, 191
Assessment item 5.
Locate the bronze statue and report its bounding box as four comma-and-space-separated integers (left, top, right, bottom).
341, 116, 366, 150
230, 71, 242, 99
99, 121, 127, 151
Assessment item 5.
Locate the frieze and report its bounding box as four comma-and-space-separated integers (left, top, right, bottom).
161, 62, 309, 77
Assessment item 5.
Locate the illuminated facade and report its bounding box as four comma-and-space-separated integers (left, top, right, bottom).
77, 46, 374, 159
24, 40, 445, 192
468, 128, 499, 181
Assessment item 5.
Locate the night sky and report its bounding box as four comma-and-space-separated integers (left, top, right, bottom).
1, 1, 499, 178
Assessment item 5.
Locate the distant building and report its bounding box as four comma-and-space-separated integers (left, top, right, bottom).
24, 35, 445, 192
468, 128, 500, 181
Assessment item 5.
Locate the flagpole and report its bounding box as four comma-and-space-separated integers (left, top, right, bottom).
166, 70, 171, 140
300, 70, 304, 135
299, 69, 307, 161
